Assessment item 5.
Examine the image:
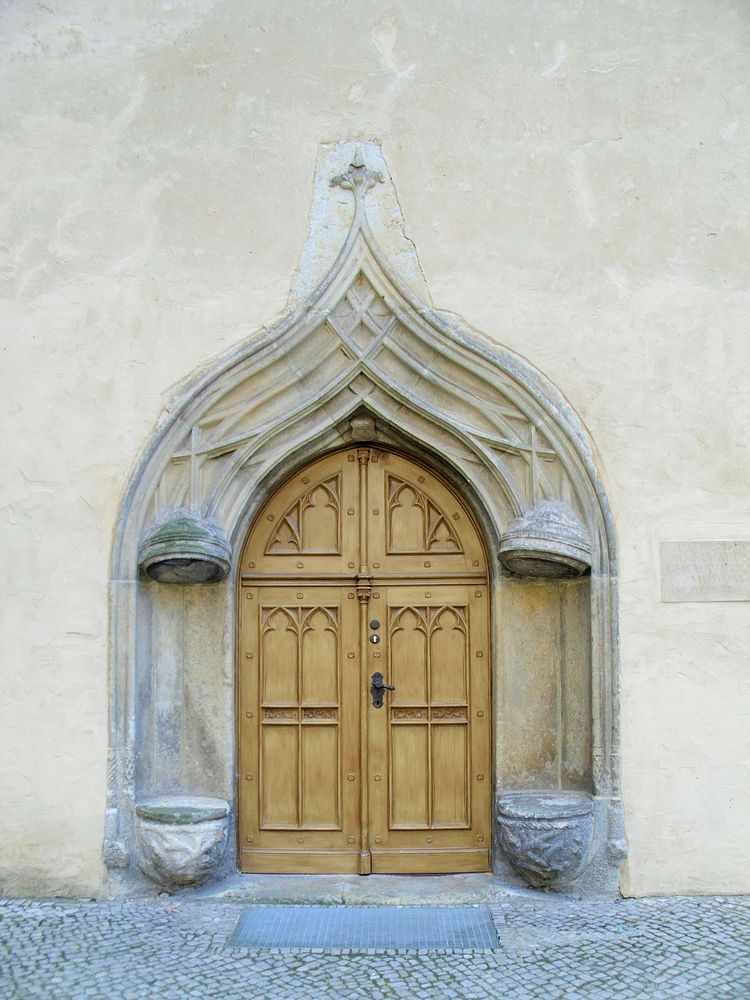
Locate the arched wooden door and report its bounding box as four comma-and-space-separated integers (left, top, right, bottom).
238, 448, 491, 874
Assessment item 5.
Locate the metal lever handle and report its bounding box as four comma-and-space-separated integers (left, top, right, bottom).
370, 671, 395, 709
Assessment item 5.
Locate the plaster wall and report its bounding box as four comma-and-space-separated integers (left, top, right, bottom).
1, 0, 748, 897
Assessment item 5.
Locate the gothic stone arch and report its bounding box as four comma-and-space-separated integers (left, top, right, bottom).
105, 143, 625, 895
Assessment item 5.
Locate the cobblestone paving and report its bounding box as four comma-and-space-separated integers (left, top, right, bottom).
1, 894, 749, 999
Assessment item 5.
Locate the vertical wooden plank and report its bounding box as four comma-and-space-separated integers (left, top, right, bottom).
300, 481, 340, 551
358, 449, 372, 873
301, 724, 340, 827
390, 608, 428, 704
469, 585, 490, 842
261, 724, 299, 827
430, 607, 468, 704
261, 608, 298, 703
300, 607, 338, 705
390, 724, 429, 827
366, 590, 387, 855
239, 585, 260, 847
431, 724, 469, 827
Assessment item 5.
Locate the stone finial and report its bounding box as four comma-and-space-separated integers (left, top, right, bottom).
138, 512, 231, 583
499, 500, 591, 578
330, 146, 384, 199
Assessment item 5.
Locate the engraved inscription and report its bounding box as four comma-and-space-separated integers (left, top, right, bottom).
661, 541, 750, 602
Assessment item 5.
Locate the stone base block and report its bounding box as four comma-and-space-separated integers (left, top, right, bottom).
135, 796, 230, 888
496, 791, 594, 889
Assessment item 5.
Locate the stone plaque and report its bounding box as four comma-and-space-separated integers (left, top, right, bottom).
660, 541, 750, 602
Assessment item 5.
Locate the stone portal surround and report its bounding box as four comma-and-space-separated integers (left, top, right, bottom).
105, 141, 624, 895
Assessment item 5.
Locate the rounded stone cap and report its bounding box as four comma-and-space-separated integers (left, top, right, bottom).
139, 513, 232, 583
499, 500, 592, 578
135, 796, 230, 825
497, 790, 593, 821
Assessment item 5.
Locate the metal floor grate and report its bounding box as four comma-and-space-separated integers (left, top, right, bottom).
227, 905, 499, 951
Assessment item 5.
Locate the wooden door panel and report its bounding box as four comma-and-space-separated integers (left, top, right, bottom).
267, 477, 340, 553
245, 451, 359, 578
261, 609, 298, 703
431, 723, 469, 827
390, 724, 430, 827
239, 585, 360, 873
300, 723, 339, 827
430, 607, 469, 704
369, 584, 491, 873
389, 607, 428, 704
367, 452, 487, 578
261, 724, 298, 827
300, 608, 338, 705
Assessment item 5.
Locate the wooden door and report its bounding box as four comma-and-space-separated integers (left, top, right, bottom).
238, 448, 490, 874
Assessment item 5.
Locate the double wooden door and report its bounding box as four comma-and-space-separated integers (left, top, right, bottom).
238, 448, 490, 874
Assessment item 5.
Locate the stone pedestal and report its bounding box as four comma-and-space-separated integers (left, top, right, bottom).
496, 791, 594, 888
135, 796, 230, 888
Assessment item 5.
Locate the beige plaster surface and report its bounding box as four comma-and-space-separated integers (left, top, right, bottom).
1, 0, 749, 896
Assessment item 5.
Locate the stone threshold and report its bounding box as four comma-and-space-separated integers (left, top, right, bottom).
182, 872, 535, 906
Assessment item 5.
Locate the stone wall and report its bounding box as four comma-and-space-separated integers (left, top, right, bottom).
1, 0, 748, 897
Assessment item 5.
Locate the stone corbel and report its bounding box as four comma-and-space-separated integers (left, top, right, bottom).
138, 512, 231, 583
499, 500, 592, 578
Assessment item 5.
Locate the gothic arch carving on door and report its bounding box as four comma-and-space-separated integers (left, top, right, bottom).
105, 142, 625, 894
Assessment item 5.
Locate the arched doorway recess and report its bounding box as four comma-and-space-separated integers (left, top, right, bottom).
106, 142, 625, 895
238, 447, 491, 875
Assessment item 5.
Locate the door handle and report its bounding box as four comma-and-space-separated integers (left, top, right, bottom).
370, 671, 395, 709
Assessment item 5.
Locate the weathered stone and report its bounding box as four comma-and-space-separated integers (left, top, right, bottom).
499, 501, 592, 578
135, 796, 229, 887
138, 513, 232, 584
496, 791, 594, 888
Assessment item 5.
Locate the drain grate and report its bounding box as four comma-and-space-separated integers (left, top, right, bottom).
227, 904, 499, 951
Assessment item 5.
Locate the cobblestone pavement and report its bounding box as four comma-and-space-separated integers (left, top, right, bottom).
1, 894, 749, 999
